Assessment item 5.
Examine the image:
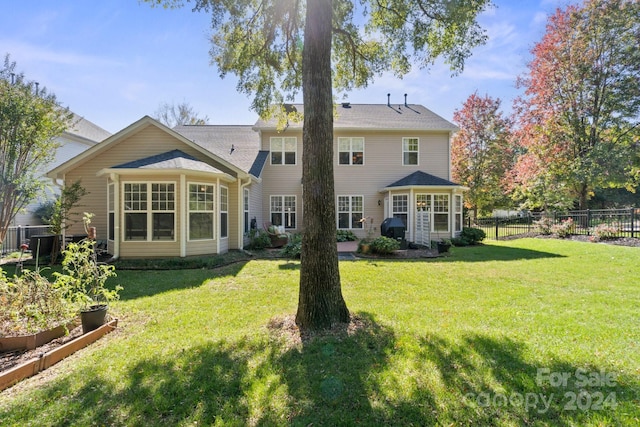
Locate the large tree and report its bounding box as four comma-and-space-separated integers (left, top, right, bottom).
153, 101, 209, 127
512, 0, 640, 210
0, 55, 72, 248
148, 0, 490, 330
451, 92, 513, 218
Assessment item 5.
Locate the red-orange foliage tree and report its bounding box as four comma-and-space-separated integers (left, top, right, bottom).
511, 0, 640, 210
451, 92, 513, 218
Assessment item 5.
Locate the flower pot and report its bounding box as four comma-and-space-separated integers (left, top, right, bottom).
437, 242, 451, 253
80, 304, 108, 334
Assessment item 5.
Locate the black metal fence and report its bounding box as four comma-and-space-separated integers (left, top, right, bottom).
471, 208, 640, 240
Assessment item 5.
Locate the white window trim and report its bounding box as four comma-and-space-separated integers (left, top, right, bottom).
243, 188, 250, 234
122, 181, 177, 242
270, 195, 297, 229
108, 182, 115, 242
270, 136, 297, 165
415, 193, 450, 233
337, 195, 364, 229
402, 137, 419, 166
220, 185, 229, 239
187, 182, 215, 242
337, 137, 365, 166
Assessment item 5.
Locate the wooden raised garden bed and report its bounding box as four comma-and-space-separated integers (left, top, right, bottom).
0, 319, 118, 392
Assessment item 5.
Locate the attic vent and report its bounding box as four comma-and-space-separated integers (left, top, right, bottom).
341, 102, 351, 108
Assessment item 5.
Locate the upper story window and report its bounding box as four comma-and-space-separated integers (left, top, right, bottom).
403, 137, 419, 165
271, 137, 297, 165
338, 137, 364, 165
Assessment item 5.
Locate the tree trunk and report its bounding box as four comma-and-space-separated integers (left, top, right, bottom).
295, 0, 350, 330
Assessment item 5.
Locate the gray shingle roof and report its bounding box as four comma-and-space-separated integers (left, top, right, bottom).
113, 149, 224, 174
172, 125, 261, 175
387, 171, 459, 188
254, 103, 458, 131
66, 114, 112, 142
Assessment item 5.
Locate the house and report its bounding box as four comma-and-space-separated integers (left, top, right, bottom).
47, 102, 465, 259
12, 113, 111, 226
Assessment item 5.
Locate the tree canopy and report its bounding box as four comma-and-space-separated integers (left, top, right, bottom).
0, 55, 72, 246
145, 0, 491, 329
511, 0, 640, 210
451, 92, 513, 218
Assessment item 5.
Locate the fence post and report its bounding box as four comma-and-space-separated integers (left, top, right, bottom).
495, 217, 499, 240
631, 207, 636, 239
16, 226, 22, 250
586, 209, 591, 236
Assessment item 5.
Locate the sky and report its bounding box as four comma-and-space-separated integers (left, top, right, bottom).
1, 0, 568, 134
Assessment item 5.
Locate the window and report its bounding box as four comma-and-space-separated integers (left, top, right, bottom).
271, 195, 296, 228
338, 137, 364, 165
189, 183, 214, 240
433, 194, 449, 232
454, 194, 463, 232
416, 194, 450, 232
392, 194, 408, 227
108, 182, 115, 241
337, 196, 363, 229
270, 137, 296, 165
124, 182, 175, 241
403, 137, 419, 165
220, 186, 228, 238
243, 189, 250, 233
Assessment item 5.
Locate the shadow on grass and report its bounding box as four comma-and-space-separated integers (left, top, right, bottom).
115, 261, 250, 301
2, 314, 637, 425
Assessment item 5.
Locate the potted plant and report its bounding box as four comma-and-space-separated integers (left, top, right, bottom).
437, 239, 452, 253
54, 213, 121, 333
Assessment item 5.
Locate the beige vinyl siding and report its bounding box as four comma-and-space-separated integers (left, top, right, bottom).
61, 124, 245, 257
242, 180, 263, 247
260, 131, 304, 231
259, 129, 451, 238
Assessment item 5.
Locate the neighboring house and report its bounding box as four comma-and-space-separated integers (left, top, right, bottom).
47, 102, 465, 259
12, 114, 111, 226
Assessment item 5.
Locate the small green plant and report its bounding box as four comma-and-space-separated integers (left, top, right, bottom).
246, 228, 271, 250
336, 230, 357, 242
452, 227, 486, 246
54, 239, 120, 310
280, 233, 302, 259
369, 236, 400, 254
53, 213, 120, 310
551, 217, 575, 238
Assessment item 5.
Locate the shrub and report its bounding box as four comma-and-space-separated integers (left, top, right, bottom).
461, 227, 486, 244
534, 216, 554, 235
369, 236, 400, 255
0, 268, 77, 335
336, 230, 358, 242
246, 228, 271, 250
551, 218, 575, 238
281, 233, 302, 259
451, 237, 469, 247
591, 223, 619, 242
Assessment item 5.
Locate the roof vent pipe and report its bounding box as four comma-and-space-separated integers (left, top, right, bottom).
404, 93, 408, 107
387, 93, 391, 107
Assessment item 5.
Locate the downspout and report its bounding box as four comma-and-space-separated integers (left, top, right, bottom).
239, 177, 252, 250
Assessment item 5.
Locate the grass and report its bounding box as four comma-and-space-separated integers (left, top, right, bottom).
1, 238, 639, 426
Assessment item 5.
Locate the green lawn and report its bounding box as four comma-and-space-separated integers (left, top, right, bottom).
1, 239, 639, 426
